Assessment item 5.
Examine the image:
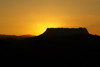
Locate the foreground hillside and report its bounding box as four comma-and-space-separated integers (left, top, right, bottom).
0, 28, 100, 66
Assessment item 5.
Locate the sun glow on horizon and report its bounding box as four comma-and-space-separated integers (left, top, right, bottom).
0, 0, 100, 36
34, 22, 60, 36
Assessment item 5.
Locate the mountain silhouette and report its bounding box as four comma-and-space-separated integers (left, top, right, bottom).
0, 34, 35, 39
0, 27, 100, 66
40, 27, 89, 37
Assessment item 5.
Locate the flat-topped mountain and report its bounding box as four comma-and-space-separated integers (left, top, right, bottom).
40, 27, 89, 37
0, 27, 100, 65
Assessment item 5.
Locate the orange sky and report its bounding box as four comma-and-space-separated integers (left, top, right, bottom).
0, 0, 100, 36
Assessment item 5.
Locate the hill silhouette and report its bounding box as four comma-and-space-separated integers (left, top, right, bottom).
0, 34, 35, 39
40, 27, 89, 37
0, 27, 100, 66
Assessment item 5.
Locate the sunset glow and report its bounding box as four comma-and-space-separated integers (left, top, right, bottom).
0, 0, 100, 36
34, 22, 60, 36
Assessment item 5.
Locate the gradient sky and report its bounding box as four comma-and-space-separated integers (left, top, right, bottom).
0, 0, 100, 36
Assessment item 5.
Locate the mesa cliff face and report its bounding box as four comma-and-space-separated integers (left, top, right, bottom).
40, 27, 89, 37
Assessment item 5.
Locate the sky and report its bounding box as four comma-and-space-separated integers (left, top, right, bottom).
0, 0, 100, 36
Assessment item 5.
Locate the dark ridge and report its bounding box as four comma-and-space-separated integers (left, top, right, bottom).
0, 27, 100, 66
0, 34, 35, 40
40, 27, 89, 37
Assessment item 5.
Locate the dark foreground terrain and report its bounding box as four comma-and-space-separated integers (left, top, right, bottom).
0, 28, 100, 66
